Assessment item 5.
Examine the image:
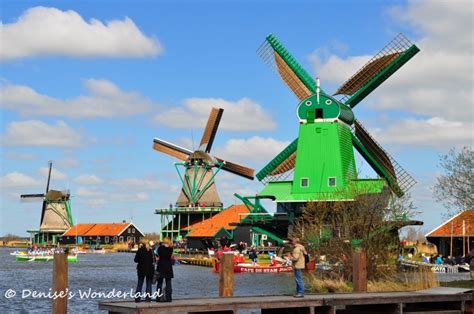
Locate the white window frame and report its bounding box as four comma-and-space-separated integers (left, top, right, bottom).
300, 177, 309, 188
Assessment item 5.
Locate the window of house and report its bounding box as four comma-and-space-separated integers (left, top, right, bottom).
328, 177, 336, 187
128, 228, 131, 233
300, 177, 309, 188
119, 236, 124, 242
105, 236, 109, 244
132, 228, 135, 234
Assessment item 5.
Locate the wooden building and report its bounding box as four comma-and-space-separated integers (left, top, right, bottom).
184, 205, 284, 249
60, 222, 144, 246
426, 210, 473, 257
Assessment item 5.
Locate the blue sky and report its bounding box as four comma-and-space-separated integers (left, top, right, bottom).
1, 0, 473, 236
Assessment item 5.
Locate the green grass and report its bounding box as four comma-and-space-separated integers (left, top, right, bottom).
440, 280, 474, 289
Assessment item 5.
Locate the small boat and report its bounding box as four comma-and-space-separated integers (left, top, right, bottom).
10, 250, 26, 256
77, 248, 106, 254
16, 254, 78, 262
399, 260, 468, 273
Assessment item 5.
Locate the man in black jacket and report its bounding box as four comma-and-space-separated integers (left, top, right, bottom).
134, 241, 155, 302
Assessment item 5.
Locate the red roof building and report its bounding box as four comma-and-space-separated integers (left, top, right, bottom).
60, 222, 144, 245
426, 210, 474, 257
186, 205, 249, 238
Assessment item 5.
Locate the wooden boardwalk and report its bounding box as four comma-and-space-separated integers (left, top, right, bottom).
99, 287, 473, 314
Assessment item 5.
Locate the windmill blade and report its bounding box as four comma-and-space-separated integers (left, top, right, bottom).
354, 120, 396, 180
335, 34, 420, 108
258, 34, 317, 100
153, 138, 192, 161
351, 119, 416, 196
45, 160, 52, 193
214, 157, 254, 180
256, 138, 298, 183
270, 152, 296, 176
199, 107, 224, 153
20, 193, 45, 202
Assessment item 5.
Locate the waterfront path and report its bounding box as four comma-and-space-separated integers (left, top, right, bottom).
99, 287, 473, 313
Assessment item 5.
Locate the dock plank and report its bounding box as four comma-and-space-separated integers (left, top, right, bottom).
98, 289, 473, 314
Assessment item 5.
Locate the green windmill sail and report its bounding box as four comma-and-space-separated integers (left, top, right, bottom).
256, 34, 419, 205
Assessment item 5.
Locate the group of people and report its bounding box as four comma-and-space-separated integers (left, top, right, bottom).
423, 254, 471, 265
134, 237, 308, 301
216, 238, 308, 298
134, 237, 174, 303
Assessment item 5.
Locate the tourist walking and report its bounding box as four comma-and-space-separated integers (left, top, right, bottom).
156, 237, 174, 302
249, 246, 258, 265
288, 237, 306, 298
134, 241, 155, 302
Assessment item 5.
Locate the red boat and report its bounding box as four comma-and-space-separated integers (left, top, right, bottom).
213, 261, 293, 273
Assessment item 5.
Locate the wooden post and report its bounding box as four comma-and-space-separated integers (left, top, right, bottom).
52, 253, 68, 314
352, 248, 367, 292
219, 253, 234, 297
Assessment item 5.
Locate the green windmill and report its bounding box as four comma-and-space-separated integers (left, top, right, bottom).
256, 34, 419, 214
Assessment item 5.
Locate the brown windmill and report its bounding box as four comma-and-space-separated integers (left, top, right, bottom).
153, 107, 254, 240
21, 161, 74, 245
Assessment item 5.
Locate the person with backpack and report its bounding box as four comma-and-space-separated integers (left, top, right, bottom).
288, 237, 306, 298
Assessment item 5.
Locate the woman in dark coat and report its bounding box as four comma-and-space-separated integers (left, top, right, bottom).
134, 241, 154, 302
155, 237, 174, 302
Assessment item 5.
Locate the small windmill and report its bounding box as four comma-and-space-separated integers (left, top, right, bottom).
256, 34, 419, 210
153, 107, 254, 239
21, 161, 74, 245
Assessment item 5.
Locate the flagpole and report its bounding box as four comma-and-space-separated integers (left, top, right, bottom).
450, 221, 453, 258
463, 219, 465, 256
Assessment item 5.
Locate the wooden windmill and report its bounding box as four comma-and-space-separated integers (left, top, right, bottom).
153, 107, 254, 239
21, 161, 73, 245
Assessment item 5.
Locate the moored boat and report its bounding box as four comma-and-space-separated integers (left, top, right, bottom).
213, 261, 293, 273
16, 254, 78, 262
400, 260, 468, 273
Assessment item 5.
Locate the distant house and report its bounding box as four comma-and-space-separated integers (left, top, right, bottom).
184, 205, 284, 249
426, 210, 474, 257
60, 222, 144, 245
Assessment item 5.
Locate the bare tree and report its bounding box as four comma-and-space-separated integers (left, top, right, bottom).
433, 147, 474, 218
402, 227, 427, 243
292, 187, 417, 281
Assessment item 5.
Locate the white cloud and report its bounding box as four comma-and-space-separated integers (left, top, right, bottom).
2, 152, 38, 160
71, 174, 178, 208
110, 177, 175, 192
73, 174, 104, 185
308, 0, 473, 148
214, 136, 290, 164
0, 172, 42, 188
38, 166, 68, 181
371, 117, 473, 148
154, 97, 276, 131
55, 159, 80, 169
1, 6, 162, 61
1, 79, 154, 118
1, 120, 83, 147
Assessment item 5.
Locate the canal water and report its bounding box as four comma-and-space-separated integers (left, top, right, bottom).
1, 247, 471, 313
1, 247, 294, 313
